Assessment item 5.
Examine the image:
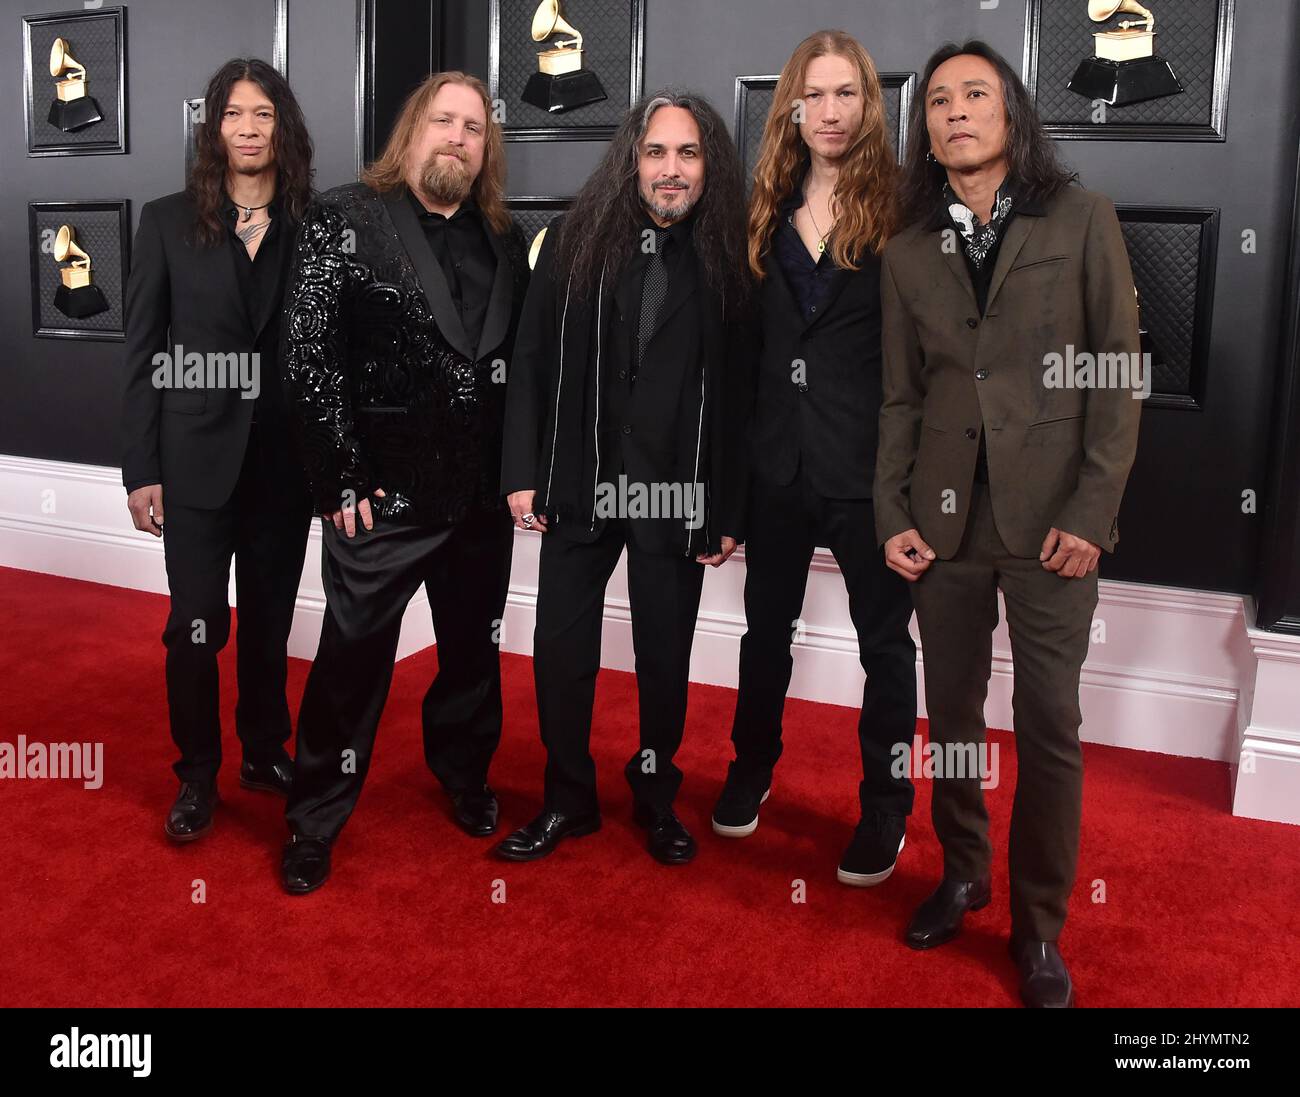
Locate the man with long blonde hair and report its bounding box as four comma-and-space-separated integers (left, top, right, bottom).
278, 72, 529, 893
713, 31, 918, 891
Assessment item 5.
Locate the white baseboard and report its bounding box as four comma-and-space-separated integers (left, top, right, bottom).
1, 452, 1289, 818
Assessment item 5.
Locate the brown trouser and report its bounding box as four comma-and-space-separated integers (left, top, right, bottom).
911, 480, 1098, 942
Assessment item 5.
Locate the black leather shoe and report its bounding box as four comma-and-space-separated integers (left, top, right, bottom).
633, 802, 697, 865
164, 781, 218, 842
1010, 937, 1075, 1008
449, 784, 499, 837
904, 875, 992, 950
240, 757, 294, 796
494, 810, 601, 861
282, 835, 331, 895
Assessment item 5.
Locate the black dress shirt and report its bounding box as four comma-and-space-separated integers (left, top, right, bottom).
223, 193, 289, 423
774, 192, 841, 322
409, 191, 497, 354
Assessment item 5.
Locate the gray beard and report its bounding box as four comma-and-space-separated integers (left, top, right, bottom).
643, 186, 696, 224
421, 156, 472, 205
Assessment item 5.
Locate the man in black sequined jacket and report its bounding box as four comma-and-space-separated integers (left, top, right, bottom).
278, 72, 528, 895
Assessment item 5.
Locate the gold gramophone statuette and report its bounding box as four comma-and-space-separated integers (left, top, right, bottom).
521, 0, 608, 114
1067, 1, 1184, 107
52, 224, 109, 319
47, 36, 104, 132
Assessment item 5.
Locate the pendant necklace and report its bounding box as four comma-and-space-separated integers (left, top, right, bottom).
235, 200, 271, 223
804, 189, 833, 255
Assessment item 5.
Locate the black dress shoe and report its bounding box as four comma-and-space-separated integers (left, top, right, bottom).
904, 875, 992, 950
240, 757, 294, 796
282, 835, 331, 895
1010, 937, 1075, 1008
449, 784, 499, 837
494, 810, 601, 861
633, 803, 697, 865
164, 781, 218, 842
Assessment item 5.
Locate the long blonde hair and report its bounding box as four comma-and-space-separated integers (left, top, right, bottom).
748, 30, 899, 278
361, 71, 511, 236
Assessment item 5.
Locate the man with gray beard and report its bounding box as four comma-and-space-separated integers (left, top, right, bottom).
278, 72, 529, 893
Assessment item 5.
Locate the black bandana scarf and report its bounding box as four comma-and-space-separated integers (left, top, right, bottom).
944, 180, 1015, 271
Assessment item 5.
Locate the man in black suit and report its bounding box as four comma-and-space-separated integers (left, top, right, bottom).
279, 72, 529, 894
711, 35, 917, 889
496, 89, 751, 866
121, 59, 315, 842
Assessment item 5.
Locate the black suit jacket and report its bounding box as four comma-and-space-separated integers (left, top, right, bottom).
120, 190, 303, 507
750, 233, 885, 498
500, 214, 751, 555
280, 183, 528, 526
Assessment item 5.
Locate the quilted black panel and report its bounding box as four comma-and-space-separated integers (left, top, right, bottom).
31, 206, 126, 336
493, 0, 636, 133
736, 74, 910, 182
1119, 214, 1215, 399
26, 13, 123, 149
1030, 0, 1224, 130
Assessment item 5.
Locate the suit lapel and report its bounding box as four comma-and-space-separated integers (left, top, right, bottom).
382, 189, 475, 361
983, 215, 1036, 315
938, 235, 978, 308
476, 225, 513, 359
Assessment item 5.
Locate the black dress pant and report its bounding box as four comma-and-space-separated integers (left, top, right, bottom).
286, 505, 513, 840
160, 419, 313, 784
729, 469, 917, 817
533, 519, 706, 815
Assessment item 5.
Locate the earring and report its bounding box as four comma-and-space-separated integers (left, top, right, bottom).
925, 149, 936, 164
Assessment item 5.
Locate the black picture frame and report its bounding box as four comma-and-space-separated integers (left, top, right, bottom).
22, 6, 128, 156
28, 200, 131, 341
733, 71, 916, 180
508, 195, 574, 263
1024, 0, 1234, 142
183, 97, 203, 183
1115, 205, 1219, 412
489, 0, 646, 142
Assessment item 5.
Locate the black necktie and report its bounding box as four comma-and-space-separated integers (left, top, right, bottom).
636, 228, 670, 376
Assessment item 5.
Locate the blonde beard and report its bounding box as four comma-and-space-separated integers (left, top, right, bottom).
421, 155, 473, 205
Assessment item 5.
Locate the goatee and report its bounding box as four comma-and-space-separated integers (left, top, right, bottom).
421, 153, 472, 205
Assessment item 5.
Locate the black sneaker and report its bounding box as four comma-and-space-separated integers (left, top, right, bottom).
837, 812, 906, 886
711, 771, 771, 838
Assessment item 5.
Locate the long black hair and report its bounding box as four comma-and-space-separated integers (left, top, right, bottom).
899, 40, 1076, 228
555, 88, 749, 313
187, 58, 314, 247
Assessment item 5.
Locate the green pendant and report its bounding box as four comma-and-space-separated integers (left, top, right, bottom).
818, 240, 826, 254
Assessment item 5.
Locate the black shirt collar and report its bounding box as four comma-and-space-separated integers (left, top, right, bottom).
409, 188, 480, 224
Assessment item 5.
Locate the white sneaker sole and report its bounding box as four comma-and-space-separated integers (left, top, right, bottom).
837, 833, 905, 887
711, 788, 771, 838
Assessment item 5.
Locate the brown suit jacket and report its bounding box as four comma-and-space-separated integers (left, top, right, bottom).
874, 185, 1143, 559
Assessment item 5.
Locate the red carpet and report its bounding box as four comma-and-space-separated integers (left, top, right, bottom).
1, 565, 1297, 1008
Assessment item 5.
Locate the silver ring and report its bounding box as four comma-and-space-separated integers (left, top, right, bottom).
522, 513, 535, 527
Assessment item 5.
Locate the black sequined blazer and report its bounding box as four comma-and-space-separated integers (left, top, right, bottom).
281, 182, 528, 525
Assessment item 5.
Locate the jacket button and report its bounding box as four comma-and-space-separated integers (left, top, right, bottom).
618, 370, 627, 380
797, 382, 809, 392
965, 427, 978, 440
622, 424, 632, 434
975, 369, 989, 380
966, 317, 978, 329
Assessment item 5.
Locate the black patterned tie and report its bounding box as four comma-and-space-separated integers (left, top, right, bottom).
636, 228, 670, 376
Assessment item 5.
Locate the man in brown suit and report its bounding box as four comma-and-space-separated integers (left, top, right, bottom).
875, 41, 1143, 1008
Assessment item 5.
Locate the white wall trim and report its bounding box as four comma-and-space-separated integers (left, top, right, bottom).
0, 454, 1290, 809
